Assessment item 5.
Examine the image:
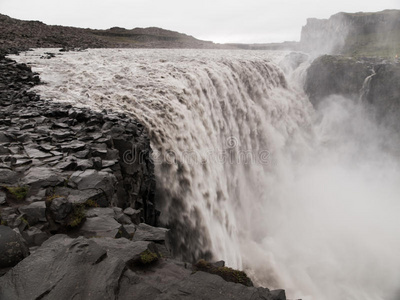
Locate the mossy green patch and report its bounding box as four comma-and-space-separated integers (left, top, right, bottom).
139, 249, 159, 265
194, 259, 253, 287
67, 204, 86, 228
46, 194, 62, 203
4, 186, 29, 201
85, 199, 98, 208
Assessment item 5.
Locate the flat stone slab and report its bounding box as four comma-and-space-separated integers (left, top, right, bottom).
78, 208, 121, 238
132, 223, 169, 242
24, 146, 53, 159
18, 201, 46, 222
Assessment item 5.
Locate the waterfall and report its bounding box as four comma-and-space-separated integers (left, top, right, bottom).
359, 68, 376, 102
11, 49, 400, 300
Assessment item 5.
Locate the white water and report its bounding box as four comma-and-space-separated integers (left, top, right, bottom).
11, 49, 400, 300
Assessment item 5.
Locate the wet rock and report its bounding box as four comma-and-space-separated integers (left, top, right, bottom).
0, 168, 18, 184
74, 149, 90, 159
23, 166, 64, 188
55, 157, 78, 171
122, 224, 137, 239
5, 214, 29, 232
118, 263, 280, 300
133, 223, 169, 242
18, 201, 46, 224
92, 237, 156, 264
0, 144, 10, 155
0, 190, 6, 205
92, 156, 102, 170
115, 213, 132, 225
124, 207, 142, 224
60, 141, 86, 152
0, 235, 125, 300
271, 289, 286, 300
48, 197, 72, 223
52, 130, 72, 140
0, 225, 29, 268
21, 226, 49, 247
77, 207, 122, 238
24, 146, 53, 159
69, 169, 117, 205
26, 189, 46, 203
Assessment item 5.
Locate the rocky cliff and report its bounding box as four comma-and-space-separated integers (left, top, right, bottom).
305, 55, 400, 129
300, 10, 400, 57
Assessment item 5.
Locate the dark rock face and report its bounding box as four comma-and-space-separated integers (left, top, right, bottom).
305, 55, 400, 129
366, 63, 400, 126
304, 55, 371, 106
0, 235, 285, 300
0, 55, 158, 236
0, 225, 29, 268
300, 10, 400, 56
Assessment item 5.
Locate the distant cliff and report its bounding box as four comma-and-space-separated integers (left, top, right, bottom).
300, 10, 400, 57
0, 14, 226, 52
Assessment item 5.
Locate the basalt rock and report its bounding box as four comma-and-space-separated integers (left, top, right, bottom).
0, 225, 29, 268
0, 235, 285, 300
305, 55, 400, 129
0, 55, 158, 238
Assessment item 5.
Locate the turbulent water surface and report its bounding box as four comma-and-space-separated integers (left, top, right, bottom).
11, 49, 400, 300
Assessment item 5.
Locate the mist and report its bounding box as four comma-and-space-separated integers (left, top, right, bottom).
242, 94, 400, 300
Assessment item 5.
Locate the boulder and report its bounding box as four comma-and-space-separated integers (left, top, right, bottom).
124, 207, 142, 224
271, 289, 287, 300
48, 197, 72, 223
115, 213, 132, 225
0, 225, 29, 268
23, 166, 64, 188
0, 235, 125, 300
133, 223, 169, 243
69, 169, 117, 206
91, 237, 156, 264
21, 226, 49, 247
77, 208, 121, 238
0, 169, 18, 185
18, 201, 46, 224
122, 224, 136, 240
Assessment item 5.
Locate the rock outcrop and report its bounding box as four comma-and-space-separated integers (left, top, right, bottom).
300, 10, 400, 57
0, 52, 160, 260
305, 55, 400, 129
0, 54, 157, 237
0, 225, 29, 269
0, 234, 284, 300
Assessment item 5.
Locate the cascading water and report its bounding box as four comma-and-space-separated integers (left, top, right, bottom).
11, 49, 400, 300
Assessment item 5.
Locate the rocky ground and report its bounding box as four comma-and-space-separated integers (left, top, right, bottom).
0, 13, 227, 52
0, 53, 287, 299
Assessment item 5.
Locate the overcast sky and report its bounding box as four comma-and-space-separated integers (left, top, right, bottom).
1, 0, 399, 43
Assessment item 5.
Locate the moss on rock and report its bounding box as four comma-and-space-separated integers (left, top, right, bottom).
194, 259, 253, 287
3, 186, 29, 201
